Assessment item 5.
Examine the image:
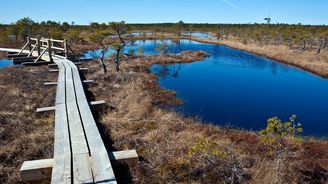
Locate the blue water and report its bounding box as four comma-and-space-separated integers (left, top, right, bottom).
0, 59, 13, 68
83, 40, 182, 59
130, 32, 153, 37
184, 32, 216, 39
87, 39, 328, 137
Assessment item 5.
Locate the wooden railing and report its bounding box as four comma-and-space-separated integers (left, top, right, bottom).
18, 37, 80, 62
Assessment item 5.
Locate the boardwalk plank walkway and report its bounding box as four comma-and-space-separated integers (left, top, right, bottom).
0, 38, 138, 184
52, 58, 116, 183
0, 42, 119, 183
52, 62, 72, 183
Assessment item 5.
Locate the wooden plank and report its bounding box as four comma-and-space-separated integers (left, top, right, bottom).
51, 39, 65, 43
79, 59, 93, 62
0, 48, 27, 53
49, 63, 80, 69
44, 82, 58, 86
12, 56, 38, 61
90, 100, 105, 111
7, 53, 28, 58
51, 46, 65, 51
67, 60, 116, 183
22, 61, 51, 66
72, 154, 93, 183
74, 62, 83, 65
34, 48, 48, 62
20, 159, 53, 181
36, 106, 56, 113
13, 57, 39, 65
8, 51, 20, 54
19, 150, 138, 181
50, 68, 87, 72
44, 80, 93, 86
83, 80, 94, 84
48, 63, 58, 68
36, 101, 104, 112
51, 62, 71, 184
109, 150, 139, 167
89, 100, 105, 106
62, 61, 93, 183
109, 150, 138, 162
79, 67, 88, 71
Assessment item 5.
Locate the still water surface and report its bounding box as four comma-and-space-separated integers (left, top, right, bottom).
0, 59, 13, 68
3, 39, 326, 136
148, 40, 328, 137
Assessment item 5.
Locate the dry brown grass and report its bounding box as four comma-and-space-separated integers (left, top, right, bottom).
83, 53, 328, 183
126, 51, 208, 73
0, 42, 24, 49
1, 50, 328, 183
0, 66, 56, 183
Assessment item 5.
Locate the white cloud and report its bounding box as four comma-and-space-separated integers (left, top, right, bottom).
220, 0, 241, 10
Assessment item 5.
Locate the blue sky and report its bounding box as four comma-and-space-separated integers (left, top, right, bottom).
0, 0, 327, 25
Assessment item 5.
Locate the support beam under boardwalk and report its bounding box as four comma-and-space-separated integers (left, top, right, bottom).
22, 61, 52, 66
36, 100, 105, 113
44, 80, 94, 86
20, 150, 138, 182
49, 67, 88, 72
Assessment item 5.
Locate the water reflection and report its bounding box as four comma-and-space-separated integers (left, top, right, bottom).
84, 39, 328, 137
149, 40, 327, 137
152, 64, 182, 79
183, 32, 217, 39
83, 39, 297, 73
1, 39, 328, 136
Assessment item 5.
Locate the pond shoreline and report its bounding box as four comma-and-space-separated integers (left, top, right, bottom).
0, 50, 327, 183
187, 37, 328, 79
84, 53, 328, 183
3, 35, 327, 80
114, 34, 328, 79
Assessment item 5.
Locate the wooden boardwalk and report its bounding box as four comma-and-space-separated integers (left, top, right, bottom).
52, 57, 116, 183
0, 38, 138, 183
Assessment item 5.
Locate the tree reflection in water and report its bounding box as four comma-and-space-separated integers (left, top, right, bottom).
152, 64, 182, 79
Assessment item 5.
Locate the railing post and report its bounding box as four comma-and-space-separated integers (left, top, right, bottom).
51, 39, 54, 54
48, 39, 53, 62
64, 40, 68, 57
37, 37, 41, 56
27, 36, 31, 52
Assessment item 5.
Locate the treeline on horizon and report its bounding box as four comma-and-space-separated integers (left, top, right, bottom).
0, 17, 327, 52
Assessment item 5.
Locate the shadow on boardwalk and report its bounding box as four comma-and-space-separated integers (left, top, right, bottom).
82, 73, 134, 184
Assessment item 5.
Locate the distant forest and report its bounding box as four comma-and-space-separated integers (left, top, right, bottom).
1, 17, 327, 52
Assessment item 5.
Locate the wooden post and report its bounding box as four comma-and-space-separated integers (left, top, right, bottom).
64, 40, 68, 57
27, 37, 32, 52
48, 39, 53, 62
37, 37, 41, 56
51, 39, 55, 54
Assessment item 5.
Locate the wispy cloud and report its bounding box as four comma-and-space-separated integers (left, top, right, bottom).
220, 0, 241, 10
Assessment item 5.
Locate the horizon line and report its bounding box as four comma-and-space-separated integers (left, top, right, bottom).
1, 18, 327, 26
